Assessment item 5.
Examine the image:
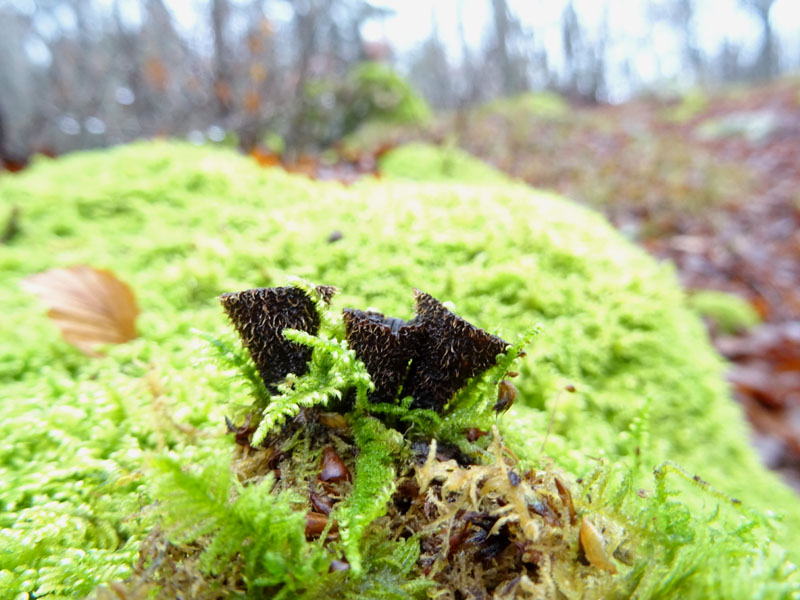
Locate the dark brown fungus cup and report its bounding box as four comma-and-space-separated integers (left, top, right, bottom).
403, 290, 511, 412
219, 285, 335, 392
342, 308, 419, 403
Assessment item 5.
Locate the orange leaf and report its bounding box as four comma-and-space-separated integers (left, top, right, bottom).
22, 265, 140, 356
249, 148, 281, 167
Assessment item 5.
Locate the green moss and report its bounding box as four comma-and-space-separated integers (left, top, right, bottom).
0, 141, 798, 597
661, 89, 709, 123
344, 62, 431, 126
481, 91, 570, 120
379, 142, 512, 184
688, 290, 761, 334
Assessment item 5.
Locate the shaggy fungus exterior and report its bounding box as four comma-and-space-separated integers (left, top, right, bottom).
220, 285, 335, 391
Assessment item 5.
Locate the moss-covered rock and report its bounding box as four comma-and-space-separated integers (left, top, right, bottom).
480, 91, 571, 120
379, 142, 512, 184
0, 141, 798, 598
295, 63, 430, 149
688, 289, 761, 334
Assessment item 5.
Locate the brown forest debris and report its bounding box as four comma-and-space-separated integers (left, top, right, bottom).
22, 265, 139, 356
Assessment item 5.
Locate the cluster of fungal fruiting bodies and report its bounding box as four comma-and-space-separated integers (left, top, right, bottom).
218, 283, 623, 598
220, 285, 512, 412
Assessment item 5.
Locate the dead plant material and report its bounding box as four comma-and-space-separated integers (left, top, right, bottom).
383, 427, 625, 598
306, 511, 332, 538
21, 265, 139, 356
121, 408, 625, 599
92, 528, 246, 600
555, 477, 577, 526
319, 446, 351, 482
232, 411, 356, 516
579, 517, 618, 575
319, 412, 348, 430
494, 380, 518, 414
225, 414, 256, 447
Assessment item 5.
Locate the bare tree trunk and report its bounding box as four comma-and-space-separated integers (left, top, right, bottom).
740, 0, 777, 80
212, 0, 233, 118
490, 0, 515, 95
561, 0, 579, 95
285, 0, 323, 152
0, 102, 7, 158
676, 0, 704, 79
457, 0, 479, 106
754, 6, 777, 79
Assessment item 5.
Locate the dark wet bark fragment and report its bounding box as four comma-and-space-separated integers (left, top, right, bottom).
225, 414, 255, 447
310, 491, 333, 515
220, 286, 333, 392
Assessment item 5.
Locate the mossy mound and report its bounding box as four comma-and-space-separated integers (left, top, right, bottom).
378, 142, 512, 184
480, 92, 570, 120
688, 289, 761, 334
1, 141, 798, 597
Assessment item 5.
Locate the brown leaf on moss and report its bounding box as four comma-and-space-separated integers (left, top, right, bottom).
555, 477, 577, 526
22, 265, 139, 356
319, 446, 350, 482
220, 286, 334, 392
494, 380, 518, 414
580, 517, 618, 574
305, 511, 330, 538
404, 290, 511, 411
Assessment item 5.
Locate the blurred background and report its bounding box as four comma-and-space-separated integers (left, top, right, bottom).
1, 0, 799, 158
2, 0, 800, 489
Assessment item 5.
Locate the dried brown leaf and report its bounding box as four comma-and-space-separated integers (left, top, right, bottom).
22, 265, 139, 356
319, 446, 350, 482
579, 517, 618, 574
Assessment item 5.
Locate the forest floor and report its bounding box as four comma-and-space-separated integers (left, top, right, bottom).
444, 79, 800, 492
5, 77, 800, 491
256, 76, 800, 492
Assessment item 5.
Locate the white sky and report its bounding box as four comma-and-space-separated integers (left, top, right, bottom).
17, 0, 800, 101
362, 0, 800, 98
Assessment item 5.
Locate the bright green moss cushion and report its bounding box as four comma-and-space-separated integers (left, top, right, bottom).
378, 142, 513, 184
0, 141, 798, 597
